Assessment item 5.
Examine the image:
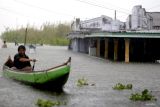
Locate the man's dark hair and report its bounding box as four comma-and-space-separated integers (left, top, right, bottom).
18, 45, 26, 51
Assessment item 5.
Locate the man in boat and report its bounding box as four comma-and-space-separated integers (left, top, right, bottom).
13, 45, 36, 72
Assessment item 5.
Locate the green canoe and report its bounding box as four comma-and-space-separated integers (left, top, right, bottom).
3, 57, 71, 88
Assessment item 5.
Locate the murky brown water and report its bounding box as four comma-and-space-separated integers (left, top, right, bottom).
0, 43, 160, 107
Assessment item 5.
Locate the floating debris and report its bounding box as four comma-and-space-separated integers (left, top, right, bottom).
130, 89, 157, 101
91, 83, 95, 86
77, 77, 96, 87
113, 83, 132, 90
77, 77, 88, 87
36, 99, 67, 107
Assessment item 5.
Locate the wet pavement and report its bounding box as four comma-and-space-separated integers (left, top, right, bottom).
1, 44, 160, 107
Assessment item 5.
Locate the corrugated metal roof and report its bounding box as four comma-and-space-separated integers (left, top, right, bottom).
68, 31, 160, 38
85, 32, 160, 38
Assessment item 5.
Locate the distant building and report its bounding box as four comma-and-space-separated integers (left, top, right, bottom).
147, 12, 160, 30
68, 5, 160, 63
71, 15, 125, 32
126, 15, 132, 30
126, 5, 160, 30
69, 15, 125, 53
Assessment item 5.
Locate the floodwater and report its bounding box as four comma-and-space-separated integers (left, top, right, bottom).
0, 43, 160, 107
0, 39, 2, 48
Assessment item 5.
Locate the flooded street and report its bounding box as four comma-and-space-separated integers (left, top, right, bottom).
1, 44, 160, 107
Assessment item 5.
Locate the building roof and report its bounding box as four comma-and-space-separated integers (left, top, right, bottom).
68, 30, 160, 38
85, 32, 160, 38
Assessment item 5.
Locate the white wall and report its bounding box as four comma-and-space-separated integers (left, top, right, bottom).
71, 15, 125, 32
126, 15, 131, 30
130, 5, 153, 30
131, 5, 141, 29
102, 24, 112, 31
81, 18, 102, 29
71, 38, 79, 52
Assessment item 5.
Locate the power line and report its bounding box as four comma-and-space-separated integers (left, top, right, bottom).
85, 0, 130, 13
74, 0, 152, 20
0, 7, 51, 22
0, 7, 29, 18
75, 0, 130, 15
13, 0, 75, 18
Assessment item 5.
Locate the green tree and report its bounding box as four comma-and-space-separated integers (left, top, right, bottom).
1, 23, 71, 46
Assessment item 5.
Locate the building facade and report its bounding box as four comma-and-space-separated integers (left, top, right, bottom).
68, 5, 160, 63
126, 5, 160, 30
71, 15, 125, 32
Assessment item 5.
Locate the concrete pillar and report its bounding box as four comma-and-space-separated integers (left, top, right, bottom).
96, 39, 100, 57
125, 39, 130, 63
104, 38, 109, 59
114, 39, 118, 61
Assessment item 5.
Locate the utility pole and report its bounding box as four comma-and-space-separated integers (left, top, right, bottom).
115, 10, 117, 20
24, 28, 27, 46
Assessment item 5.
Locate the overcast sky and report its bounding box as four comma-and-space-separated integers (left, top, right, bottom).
0, 0, 160, 34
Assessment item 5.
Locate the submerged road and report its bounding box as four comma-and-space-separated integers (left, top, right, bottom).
0, 44, 160, 107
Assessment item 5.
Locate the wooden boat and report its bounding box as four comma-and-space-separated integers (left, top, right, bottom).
3, 57, 71, 88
